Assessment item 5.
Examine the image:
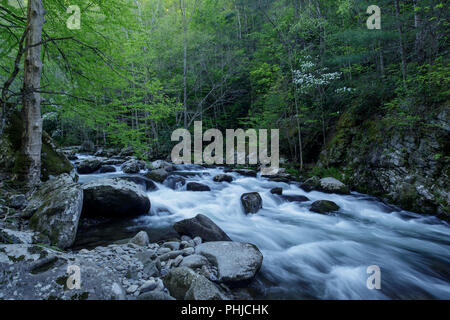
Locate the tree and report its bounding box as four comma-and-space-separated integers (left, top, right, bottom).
20, 0, 45, 189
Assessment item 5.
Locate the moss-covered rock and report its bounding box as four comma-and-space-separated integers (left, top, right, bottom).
24, 174, 83, 249
0, 110, 73, 186
310, 200, 340, 214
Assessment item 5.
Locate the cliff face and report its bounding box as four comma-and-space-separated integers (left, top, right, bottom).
319, 104, 449, 220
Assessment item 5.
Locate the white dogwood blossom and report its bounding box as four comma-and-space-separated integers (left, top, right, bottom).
293, 57, 342, 93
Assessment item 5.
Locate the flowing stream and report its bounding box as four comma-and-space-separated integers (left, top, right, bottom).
73, 155, 450, 300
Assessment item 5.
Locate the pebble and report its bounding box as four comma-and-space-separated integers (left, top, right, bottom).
157, 247, 171, 255
127, 285, 138, 294
193, 236, 202, 246
182, 247, 195, 256
140, 280, 157, 293
162, 241, 180, 251
173, 255, 183, 267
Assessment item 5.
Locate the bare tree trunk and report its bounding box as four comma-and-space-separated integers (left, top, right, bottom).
412, 0, 423, 60
394, 0, 407, 86
21, 0, 45, 189
181, 0, 188, 129
379, 40, 385, 78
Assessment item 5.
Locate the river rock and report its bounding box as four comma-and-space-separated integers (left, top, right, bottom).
185, 274, 226, 300
121, 159, 143, 174
81, 178, 150, 218
129, 231, 149, 246
186, 182, 211, 192
163, 176, 186, 190
99, 165, 116, 173
310, 200, 340, 214
145, 169, 169, 183
25, 174, 83, 249
300, 176, 320, 192
162, 241, 180, 250
162, 267, 198, 300
213, 174, 233, 183
195, 241, 263, 283
0, 244, 126, 300
281, 194, 310, 203
232, 169, 257, 177
270, 187, 282, 195
102, 158, 126, 166
173, 214, 232, 242
318, 177, 350, 194
241, 192, 262, 214
137, 290, 176, 300
150, 160, 175, 172
77, 158, 102, 174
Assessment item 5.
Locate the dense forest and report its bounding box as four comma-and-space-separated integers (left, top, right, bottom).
0, 0, 449, 301
1, 0, 448, 214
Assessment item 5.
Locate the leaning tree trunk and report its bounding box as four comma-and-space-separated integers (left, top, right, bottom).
21, 0, 45, 189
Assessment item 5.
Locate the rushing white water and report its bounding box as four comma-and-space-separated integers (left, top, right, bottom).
75, 157, 450, 300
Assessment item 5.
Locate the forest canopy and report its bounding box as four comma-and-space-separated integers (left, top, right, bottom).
0, 0, 448, 168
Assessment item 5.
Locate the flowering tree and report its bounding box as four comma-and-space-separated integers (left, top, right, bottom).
292, 56, 343, 166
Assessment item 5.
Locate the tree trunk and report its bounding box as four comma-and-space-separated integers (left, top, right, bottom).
394, 0, 407, 86
182, 0, 188, 129
21, 0, 45, 189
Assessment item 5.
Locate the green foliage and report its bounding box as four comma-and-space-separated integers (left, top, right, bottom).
0, 0, 447, 165
306, 166, 345, 181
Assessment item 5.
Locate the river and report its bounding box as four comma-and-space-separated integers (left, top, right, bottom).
73, 155, 450, 300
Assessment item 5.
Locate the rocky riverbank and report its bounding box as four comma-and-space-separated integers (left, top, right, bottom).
0, 229, 262, 300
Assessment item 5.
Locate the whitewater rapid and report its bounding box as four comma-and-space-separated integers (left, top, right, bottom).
75, 159, 450, 300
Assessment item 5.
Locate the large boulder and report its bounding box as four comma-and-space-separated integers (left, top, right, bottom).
0, 244, 126, 300
195, 242, 263, 283
81, 178, 150, 218
318, 177, 350, 194
173, 214, 232, 242
310, 200, 340, 214
77, 158, 102, 174
24, 174, 83, 249
240, 192, 262, 214
145, 169, 169, 183
186, 182, 211, 192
